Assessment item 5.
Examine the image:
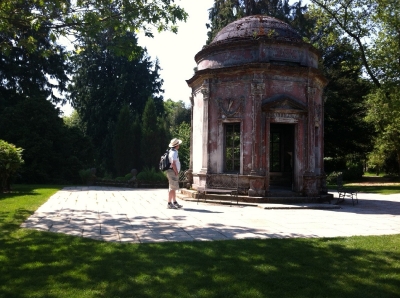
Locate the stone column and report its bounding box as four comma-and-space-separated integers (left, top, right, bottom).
303, 86, 318, 196
265, 117, 271, 191
187, 94, 194, 185
307, 86, 316, 172
248, 79, 265, 196
199, 80, 210, 174
250, 80, 265, 175
320, 92, 327, 193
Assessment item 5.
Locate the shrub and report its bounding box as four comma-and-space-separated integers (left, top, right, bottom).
137, 167, 167, 182
343, 161, 364, 181
326, 171, 342, 185
79, 168, 96, 185
125, 173, 133, 180
114, 173, 134, 181
0, 140, 24, 191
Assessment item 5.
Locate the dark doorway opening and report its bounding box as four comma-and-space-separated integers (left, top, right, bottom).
269, 123, 295, 189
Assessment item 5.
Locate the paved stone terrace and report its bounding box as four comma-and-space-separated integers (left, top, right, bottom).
21, 186, 400, 243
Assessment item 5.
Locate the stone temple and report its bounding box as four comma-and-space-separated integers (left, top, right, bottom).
186, 15, 328, 198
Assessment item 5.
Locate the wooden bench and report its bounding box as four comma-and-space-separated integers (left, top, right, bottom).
197, 173, 240, 206
336, 175, 358, 205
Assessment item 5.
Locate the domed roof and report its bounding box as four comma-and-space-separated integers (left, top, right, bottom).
211, 15, 302, 44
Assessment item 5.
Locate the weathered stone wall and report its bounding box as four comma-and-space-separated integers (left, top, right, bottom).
187, 16, 327, 197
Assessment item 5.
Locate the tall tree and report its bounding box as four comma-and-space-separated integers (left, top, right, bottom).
0, 0, 188, 182
68, 31, 164, 173
141, 97, 167, 169
206, 0, 243, 44
0, 0, 187, 55
365, 86, 400, 175
163, 100, 191, 171
164, 99, 191, 134
113, 106, 135, 176
309, 0, 400, 173
370, 0, 400, 85
0, 0, 187, 105
0, 96, 93, 183
131, 114, 143, 172
0, 19, 70, 108
172, 122, 191, 171
322, 38, 374, 169
309, 0, 381, 87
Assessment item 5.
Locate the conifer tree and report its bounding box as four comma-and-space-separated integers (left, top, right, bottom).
113, 106, 135, 177
141, 97, 165, 169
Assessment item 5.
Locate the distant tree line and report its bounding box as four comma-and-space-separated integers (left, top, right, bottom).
0, 0, 189, 185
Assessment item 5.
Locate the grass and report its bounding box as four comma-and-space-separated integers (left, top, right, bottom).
344, 185, 400, 194
328, 175, 400, 195
1, 185, 400, 297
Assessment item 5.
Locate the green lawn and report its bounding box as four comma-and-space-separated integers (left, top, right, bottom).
1, 185, 400, 298
346, 185, 400, 194
328, 175, 400, 194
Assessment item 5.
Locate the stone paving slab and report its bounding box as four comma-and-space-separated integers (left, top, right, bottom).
20, 186, 400, 243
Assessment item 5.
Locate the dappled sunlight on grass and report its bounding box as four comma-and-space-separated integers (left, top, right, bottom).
328, 176, 400, 194
0, 185, 400, 297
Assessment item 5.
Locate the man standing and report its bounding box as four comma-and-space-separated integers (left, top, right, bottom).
166, 138, 183, 209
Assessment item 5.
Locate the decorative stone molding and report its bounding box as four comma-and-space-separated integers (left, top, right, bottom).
201, 87, 209, 100
251, 82, 265, 95
248, 175, 266, 197
302, 173, 319, 197
272, 82, 293, 93
315, 103, 322, 124
266, 112, 302, 119
215, 96, 245, 117
307, 87, 316, 98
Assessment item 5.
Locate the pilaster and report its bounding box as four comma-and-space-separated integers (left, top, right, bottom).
250, 80, 265, 175
199, 80, 210, 174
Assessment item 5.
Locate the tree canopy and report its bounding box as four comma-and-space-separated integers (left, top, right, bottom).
309, 0, 400, 173
0, 0, 189, 184
68, 31, 164, 173
0, 0, 187, 104
0, 0, 188, 49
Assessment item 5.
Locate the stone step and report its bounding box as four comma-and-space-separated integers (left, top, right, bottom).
179, 189, 334, 204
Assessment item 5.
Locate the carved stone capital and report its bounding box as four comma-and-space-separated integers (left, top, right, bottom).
314, 103, 322, 124
307, 87, 316, 97
201, 88, 209, 100
251, 82, 265, 95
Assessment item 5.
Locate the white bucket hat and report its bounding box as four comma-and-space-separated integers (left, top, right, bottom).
169, 138, 182, 148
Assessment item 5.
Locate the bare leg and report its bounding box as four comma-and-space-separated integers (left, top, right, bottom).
168, 189, 176, 203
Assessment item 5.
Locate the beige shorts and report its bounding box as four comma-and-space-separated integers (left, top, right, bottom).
166, 169, 179, 190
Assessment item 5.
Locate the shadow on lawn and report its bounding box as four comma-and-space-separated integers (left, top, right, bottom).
0, 213, 399, 297
0, 188, 40, 201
